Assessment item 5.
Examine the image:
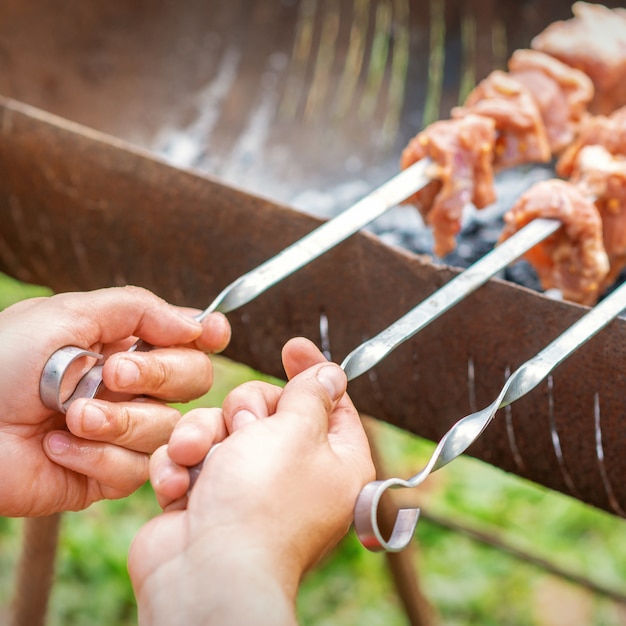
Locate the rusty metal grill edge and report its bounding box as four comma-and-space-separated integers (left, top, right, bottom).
1, 0, 626, 519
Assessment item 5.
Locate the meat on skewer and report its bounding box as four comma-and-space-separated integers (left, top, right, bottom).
507, 49, 594, 155
499, 179, 609, 305
400, 7, 603, 258
557, 105, 626, 177
569, 144, 626, 288
451, 70, 551, 170
400, 114, 497, 258
402, 51, 580, 258
531, 1, 626, 115
398, 2, 626, 305
450, 48, 593, 165
502, 106, 626, 304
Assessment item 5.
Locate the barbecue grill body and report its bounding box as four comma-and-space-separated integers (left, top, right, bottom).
0, 0, 625, 518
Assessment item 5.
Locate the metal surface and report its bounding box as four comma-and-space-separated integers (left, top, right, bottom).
39, 347, 104, 414
40, 201, 552, 413
2, 0, 626, 520
355, 279, 626, 551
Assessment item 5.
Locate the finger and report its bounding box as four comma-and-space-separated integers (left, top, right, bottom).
221, 380, 284, 433
43, 431, 149, 499
65, 398, 181, 453
167, 407, 227, 467
53, 286, 203, 347
273, 361, 348, 437
163, 497, 190, 513
193, 312, 231, 354
150, 446, 191, 509
281, 337, 329, 380
102, 347, 213, 401
281, 338, 365, 442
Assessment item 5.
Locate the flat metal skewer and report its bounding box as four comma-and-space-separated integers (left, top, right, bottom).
341, 218, 561, 381
354, 276, 626, 553
195, 158, 432, 319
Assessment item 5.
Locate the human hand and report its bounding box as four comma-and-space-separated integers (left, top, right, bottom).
0, 286, 230, 516
128, 337, 375, 626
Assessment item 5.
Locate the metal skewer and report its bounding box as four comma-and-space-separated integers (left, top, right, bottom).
41, 160, 433, 412
195, 158, 432, 319
354, 277, 626, 553
341, 218, 561, 381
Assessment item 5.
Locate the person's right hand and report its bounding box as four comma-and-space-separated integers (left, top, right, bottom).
129, 337, 375, 625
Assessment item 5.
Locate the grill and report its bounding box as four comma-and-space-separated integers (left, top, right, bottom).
1, 0, 626, 525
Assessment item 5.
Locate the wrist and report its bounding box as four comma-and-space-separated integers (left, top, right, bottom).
135, 539, 300, 626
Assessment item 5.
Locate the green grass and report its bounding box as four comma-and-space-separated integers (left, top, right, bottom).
1, 272, 626, 625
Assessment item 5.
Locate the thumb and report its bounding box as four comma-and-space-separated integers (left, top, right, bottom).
281, 336, 329, 380
275, 362, 347, 433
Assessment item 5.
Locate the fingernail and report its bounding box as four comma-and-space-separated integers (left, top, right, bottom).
47, 433, 71, 455
82, 402, 107, 433
231, 409, 257, 430
115, 358, 141, 388
317, 364, 345, 401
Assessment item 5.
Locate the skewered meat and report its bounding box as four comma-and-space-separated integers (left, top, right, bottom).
508, 49, 594, 154
532, 1, 626, 115
400, 114, 497, 258
499, 179, 609, 305
557, 106, 626, 177
400, 1, 625, 285
569, 145, 626, 287
452, 71, 551, 170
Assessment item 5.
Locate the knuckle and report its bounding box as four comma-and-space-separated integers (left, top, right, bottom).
144, 350, 211, 398
107, 403, 136, 442
120, 284, 151, 300
223, 380, 275, 409
147, 357, 171, 391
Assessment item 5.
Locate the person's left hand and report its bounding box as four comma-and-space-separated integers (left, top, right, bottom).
0, 286, 231, 516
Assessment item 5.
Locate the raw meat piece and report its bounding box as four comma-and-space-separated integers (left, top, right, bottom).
452, 71, 551, 170
499, 179, 609, 305
570, 145, 626, 287
557, 106, 626, 177
400, 114, 497, 258
532, 2, 626, 114
508, 49, 594, 154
